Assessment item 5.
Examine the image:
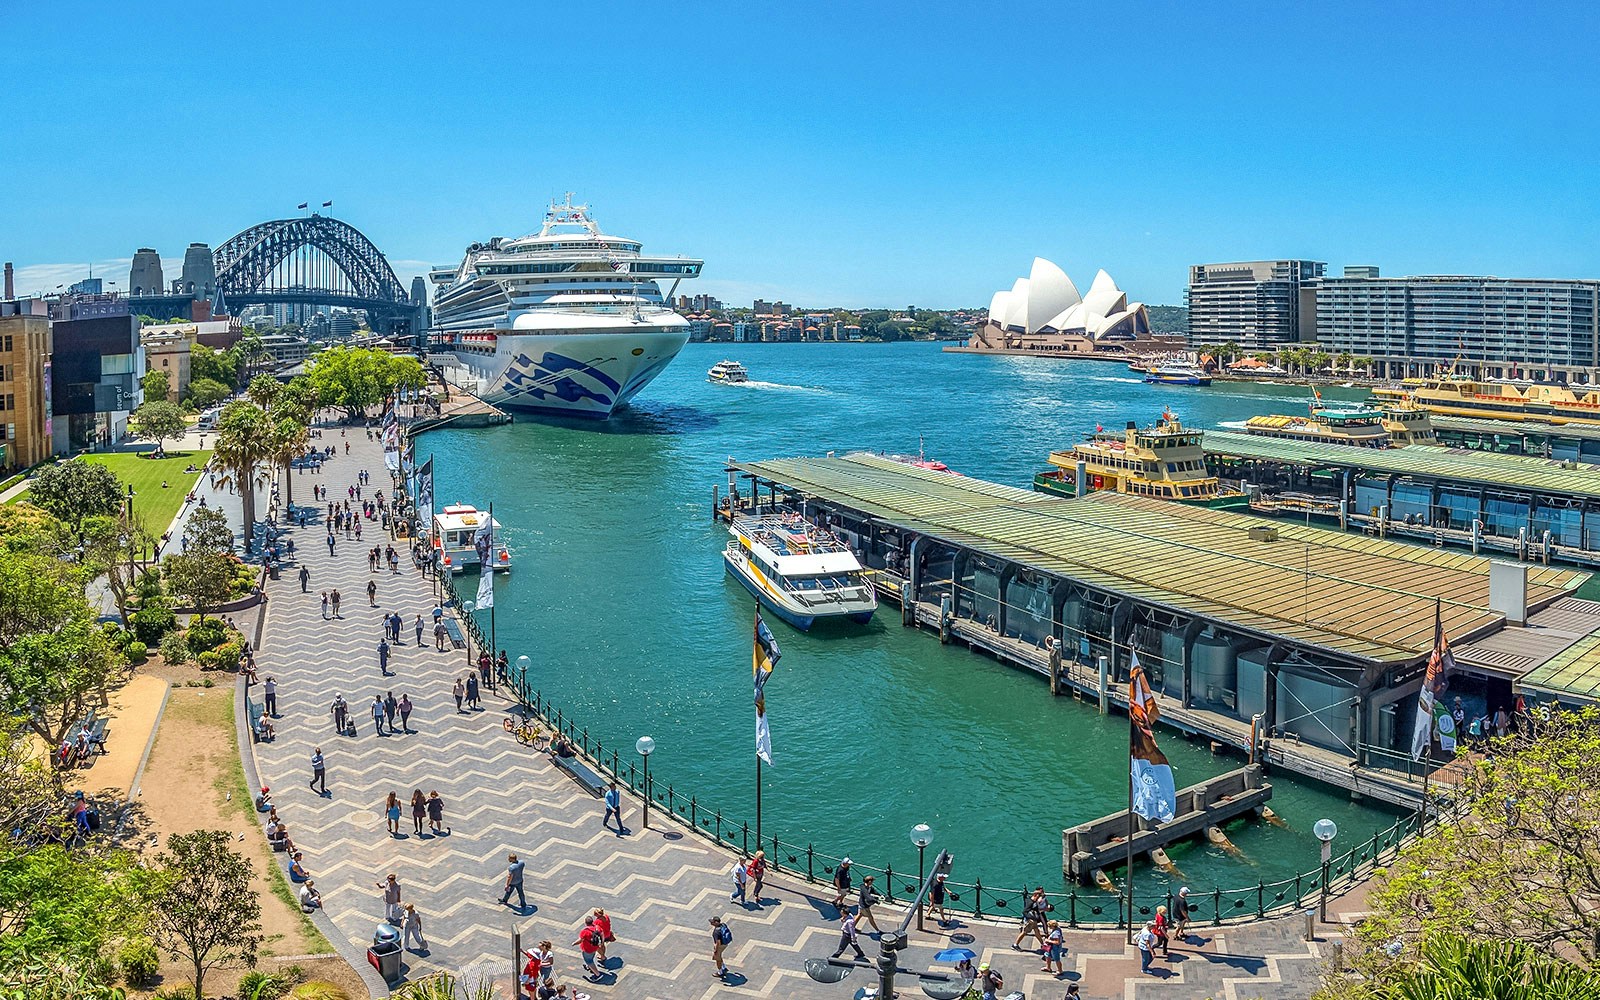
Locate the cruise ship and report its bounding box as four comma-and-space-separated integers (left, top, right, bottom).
428, 195, 703, 419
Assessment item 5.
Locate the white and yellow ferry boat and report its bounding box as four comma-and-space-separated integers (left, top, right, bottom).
723, 513, 876, 630
1034, 411, 1223, 502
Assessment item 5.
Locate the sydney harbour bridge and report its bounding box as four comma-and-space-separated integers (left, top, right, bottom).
213, 215, 422, 334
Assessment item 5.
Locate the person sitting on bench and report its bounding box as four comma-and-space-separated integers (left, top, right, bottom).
288, 851, 310, 883
298, 879, 322, 911
256, 714, 276, 741
255, 787, 272, 812
549, 735, 577, 759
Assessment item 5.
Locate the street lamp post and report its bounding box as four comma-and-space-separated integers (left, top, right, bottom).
515, 654, 531, 704
636, 736, 655, 830
910, 823, 933, 932
1314, 818, 1338, 922
461, 599, 475, 665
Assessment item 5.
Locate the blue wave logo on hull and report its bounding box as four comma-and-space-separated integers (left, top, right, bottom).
500, 351, 621, 409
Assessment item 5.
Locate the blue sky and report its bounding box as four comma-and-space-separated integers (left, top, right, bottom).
1, 1, 1596, 308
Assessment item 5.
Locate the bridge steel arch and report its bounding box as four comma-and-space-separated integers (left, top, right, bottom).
214, 215, 418, 332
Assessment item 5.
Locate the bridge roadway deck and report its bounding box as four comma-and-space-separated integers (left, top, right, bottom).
872, 574, 1430, 809
242, 427, 1373, 999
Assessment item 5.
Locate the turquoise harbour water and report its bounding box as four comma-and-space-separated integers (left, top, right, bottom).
428, 342, 1401, 900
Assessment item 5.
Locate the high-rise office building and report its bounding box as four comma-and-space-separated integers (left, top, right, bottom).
1186, 260, 1325, 349
1311, 271, 1600, 381
129, 248, 164, 296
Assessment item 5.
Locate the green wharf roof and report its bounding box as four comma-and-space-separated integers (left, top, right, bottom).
1201, 429, 1600, 501
1520, 630, 1600, 705
732, 453, 1590, 667
1431, 414, 1600, 443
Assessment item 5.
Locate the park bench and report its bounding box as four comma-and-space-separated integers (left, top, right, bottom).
441, 617, 466, 650
247, 696, 272, 743
551, 752, 608, 798
86, 717, 109, 756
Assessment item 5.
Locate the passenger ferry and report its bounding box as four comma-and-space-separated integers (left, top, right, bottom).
1377, 400, 1438, 445
708, 360, 749, 384
723, 513, 877, 630
1034, 411, 1223, 501
430, 504, 512, 574
1245, 406, 1391, 447
1372, 374, 1600, 427
1144, 363, 1212, 386
427, 194, 703, 420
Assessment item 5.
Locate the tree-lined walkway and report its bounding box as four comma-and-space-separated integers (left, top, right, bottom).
246, 428, 1365, 999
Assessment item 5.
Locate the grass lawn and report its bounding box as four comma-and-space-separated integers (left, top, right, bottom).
82, 450, 212, 535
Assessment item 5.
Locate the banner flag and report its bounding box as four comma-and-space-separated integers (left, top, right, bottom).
417, 458, 434, 528
473, 508, 495, 608
1129, 651, 1177, 823
753, 611, 781, 765
1411, 611, 1456, 760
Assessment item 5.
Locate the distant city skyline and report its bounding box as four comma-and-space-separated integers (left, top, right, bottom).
2, 2, 1597, 310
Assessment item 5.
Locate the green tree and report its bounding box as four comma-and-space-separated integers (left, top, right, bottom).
163, 549, 235, 620
245, 373, 282, 410
151, 830, 262, 1000
0, 614, 124, 747
190, 344, 239, 390
188, 377, 231, 409
181, 506, 235, 556
27, 462, 123, 537
305, 347, 424, 421
141, 367, 172, 402
211, 401, 274, 554
0, 844, 154, 978
130, 400, 189, 455
80, 512, 153, 625
0, 716, 69, 850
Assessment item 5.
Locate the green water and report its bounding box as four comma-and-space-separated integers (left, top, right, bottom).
428, 342, 1400, 899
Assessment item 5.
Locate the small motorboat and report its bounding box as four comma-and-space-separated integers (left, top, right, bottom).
708, 360, 750, 384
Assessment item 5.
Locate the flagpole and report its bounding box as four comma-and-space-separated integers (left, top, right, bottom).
755, 754, 762, 849
489, 501, 496, 669
1421, 596, 1440, 835
1124, 633, 1136, 946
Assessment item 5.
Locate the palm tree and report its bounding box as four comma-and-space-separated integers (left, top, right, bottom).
270, 413, 309, 507
211, 401, 274, 555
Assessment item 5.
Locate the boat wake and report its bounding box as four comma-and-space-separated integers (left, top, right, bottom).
1218, 420, 1251, 430
1088, 375, 1145, 385
730, 380, 828, 393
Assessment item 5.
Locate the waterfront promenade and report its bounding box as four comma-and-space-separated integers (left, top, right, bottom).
246, 427, 1369, 999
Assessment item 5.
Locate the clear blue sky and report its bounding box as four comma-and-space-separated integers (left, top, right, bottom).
2, 1, 1596, 308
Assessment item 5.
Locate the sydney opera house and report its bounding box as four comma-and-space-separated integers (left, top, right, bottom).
964, 257, 1172, 356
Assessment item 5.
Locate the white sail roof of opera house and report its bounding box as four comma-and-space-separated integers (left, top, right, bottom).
988, 257, 1150, 341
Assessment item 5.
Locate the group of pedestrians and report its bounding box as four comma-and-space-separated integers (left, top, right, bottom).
384, 788, 448, 837
373, 872, 428, 953
1134, 886, 1192, 974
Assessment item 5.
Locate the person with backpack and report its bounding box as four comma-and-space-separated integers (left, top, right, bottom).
573, 916, 602, 981
709, 916, 732, 979
977, 962, 1005, 1000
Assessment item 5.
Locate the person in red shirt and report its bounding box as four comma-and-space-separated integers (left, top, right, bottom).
573, 916, 602, 981
592, 908, 614, 962
746, 849, 768, 904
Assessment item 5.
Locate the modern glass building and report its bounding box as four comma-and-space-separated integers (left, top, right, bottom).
1309, 271, 1600, 383
1185, 260, 1325, 349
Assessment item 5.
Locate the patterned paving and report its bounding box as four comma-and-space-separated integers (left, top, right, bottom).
247, 427, 1363, 999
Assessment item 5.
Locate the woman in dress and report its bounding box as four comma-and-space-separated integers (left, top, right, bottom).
385, 791, 402, 836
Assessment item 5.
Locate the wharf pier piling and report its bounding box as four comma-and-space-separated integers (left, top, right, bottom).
1065, 764, 1272, 883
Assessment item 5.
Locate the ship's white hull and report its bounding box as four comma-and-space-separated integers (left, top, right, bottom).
441, 326, 689, 420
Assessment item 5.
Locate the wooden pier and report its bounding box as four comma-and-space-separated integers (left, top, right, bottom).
1064, 765, 1271, 883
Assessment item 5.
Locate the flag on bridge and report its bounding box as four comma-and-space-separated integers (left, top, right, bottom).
1129, 650, 1177, 824
474, 508, 495, 609
297, 202, 308, 209
322, 200, 333, 208
753, 611, 781, 765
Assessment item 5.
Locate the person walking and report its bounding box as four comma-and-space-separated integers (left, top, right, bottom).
376, 872, 403, 924
499, 853, 527, 908
466, 672, 479, 709
378, 637, 391, 676
832, 857, 853, 911
309, 747, 327, 795
730, 857, 748, 904
453, 677, 465, 713
709, 916, 732, 979
573, 917, 602, 981
384, 692, 398, 734
371, 695, 386, 737
1173, 886, 1191, 940
1136, 921, 1158, 974
856, 875, 883, 933
929, 872, 949, 927
434, 620, 447, 651
326, 533, 336, 557
385, 792, 402, 835
368, 547, 379, 572
977, 963, 1005, 1000
747, 849, 767, 902
263, 676, 278, 717
299, 564, 310, 592
367, 579, 377, 606
602, 781, 624, 833
426, 790, 445, 834
830, 908, 866, 961
592, 908, 614, 962
321, 591, 329, 619
398, 693, 413, 733
1015, 886, 1048, 951
414, 614, 425, 647
331, 694, 348, 735
402, 903, 427, 953
330, 588, 342, 618
1041, 919, 1065, 975
410, 789, 426, 836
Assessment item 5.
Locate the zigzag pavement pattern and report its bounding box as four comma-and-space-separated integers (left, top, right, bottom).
245, 427, 1354, 999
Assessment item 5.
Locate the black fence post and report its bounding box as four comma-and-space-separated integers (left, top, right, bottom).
742, 822, 749, 855
807, 844, 815, 882
1068, 890, 1077, 928
885, 864, 894, 903
716, 810, 722, 843
691, 796, 697, 830
1257, 881, 1264, 918
1212, 888, 1222, 926
974, 878, 983, 919
581, 727, 589, 755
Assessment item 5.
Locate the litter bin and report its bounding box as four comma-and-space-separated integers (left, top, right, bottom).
368, 939, 402, 983
268, 562, 280, 580
373, 924, 400, 947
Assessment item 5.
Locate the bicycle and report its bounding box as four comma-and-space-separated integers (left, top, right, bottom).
503, 717, 547, 749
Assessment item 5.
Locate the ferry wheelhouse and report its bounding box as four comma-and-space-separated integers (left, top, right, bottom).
1034, 412, 1222, 501
723, 513, 876, 630
431, 504, 512, 574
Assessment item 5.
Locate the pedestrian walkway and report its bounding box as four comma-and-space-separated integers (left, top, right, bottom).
247, 428, 1365, 999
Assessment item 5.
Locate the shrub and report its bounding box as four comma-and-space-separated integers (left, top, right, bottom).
156, 986, 196, 1000
159, 630, 189, 667
279, 964, 307, 984
213, 640, 243, 671
119, 936, 161, 987
135, 567, 166, 601
238, 970, 288, 1000
126, 640, 148, 662
131, 598, 177, 645
197, 651, 219, 670
202, 678, 214, 688
186, 617, 227, 652
291, 982, 351, 1000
